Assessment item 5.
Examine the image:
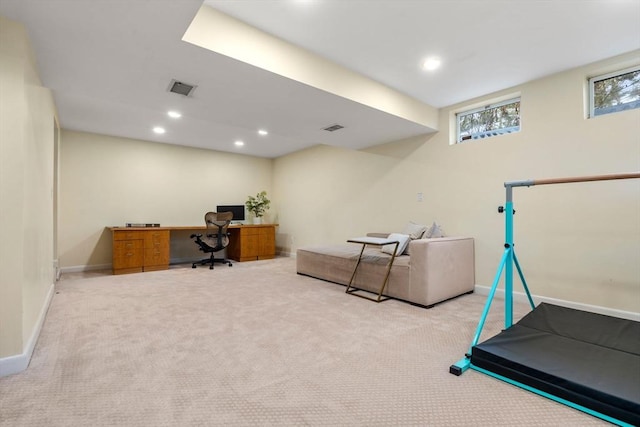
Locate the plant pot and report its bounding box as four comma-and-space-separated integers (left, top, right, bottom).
253, 217, 263, 225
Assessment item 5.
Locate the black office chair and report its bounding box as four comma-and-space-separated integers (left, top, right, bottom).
191, 211, 233, 269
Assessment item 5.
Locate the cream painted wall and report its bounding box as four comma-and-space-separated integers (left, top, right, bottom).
272, 143, 422, 254
0, 16, 56, 360
273, 51, 640, 313
59, 131, 273, 269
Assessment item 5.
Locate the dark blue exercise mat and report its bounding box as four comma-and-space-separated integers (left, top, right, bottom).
471, 303, 640, 425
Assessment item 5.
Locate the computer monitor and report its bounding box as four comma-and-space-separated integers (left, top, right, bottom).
216, 205, 246, 222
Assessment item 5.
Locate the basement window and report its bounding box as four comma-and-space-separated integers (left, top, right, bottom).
589, 66, 640, 118
456, 97, 521, 143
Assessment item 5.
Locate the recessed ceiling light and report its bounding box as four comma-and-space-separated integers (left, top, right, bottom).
234, 140, 244, 146
258, 129, 268, 136
153, 127, 166, 134
167, 111, 182, 118
422, 57, 442, 71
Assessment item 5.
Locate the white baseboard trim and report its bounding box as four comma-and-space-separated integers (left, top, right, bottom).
474, 285, 640, 322
62, 260, 200, 272
60, 263, 111, 274
0, 283, 55, 377
61, 253, 296, 274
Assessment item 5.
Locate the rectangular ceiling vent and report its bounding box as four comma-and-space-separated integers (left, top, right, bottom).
323, 124, 344, 132
168, 79, 196, 97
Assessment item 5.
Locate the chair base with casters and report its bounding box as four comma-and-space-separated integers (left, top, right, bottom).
190, 233, 233, 269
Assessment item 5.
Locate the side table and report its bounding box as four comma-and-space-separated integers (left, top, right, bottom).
345, 236, 400, 303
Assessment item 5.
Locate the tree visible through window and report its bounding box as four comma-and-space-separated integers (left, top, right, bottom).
456, 98, 520, 143
590, 66, 640, 117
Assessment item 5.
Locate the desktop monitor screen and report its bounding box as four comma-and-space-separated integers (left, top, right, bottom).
216, 205, 245, 222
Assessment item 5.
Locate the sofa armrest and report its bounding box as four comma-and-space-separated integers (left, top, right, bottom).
408, 237, 475, 306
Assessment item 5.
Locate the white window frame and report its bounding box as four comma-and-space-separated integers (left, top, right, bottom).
588, 65, 640, 118
455, 97, 521, 143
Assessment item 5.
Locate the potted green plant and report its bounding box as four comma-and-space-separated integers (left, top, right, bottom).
245, 191, 271, 224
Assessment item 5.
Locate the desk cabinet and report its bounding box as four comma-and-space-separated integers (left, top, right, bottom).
143, 230, 170, 271
227, 224, 276, 262
112, 228, 170, 274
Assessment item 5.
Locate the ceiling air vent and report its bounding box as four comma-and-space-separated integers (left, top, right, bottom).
168, 79, 196, 97
323, 124, 344, 132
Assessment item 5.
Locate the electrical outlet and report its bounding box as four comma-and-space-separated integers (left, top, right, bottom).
417, 192, 423, 202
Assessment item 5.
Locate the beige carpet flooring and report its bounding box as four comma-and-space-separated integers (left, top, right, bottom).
0, 257, 608, 426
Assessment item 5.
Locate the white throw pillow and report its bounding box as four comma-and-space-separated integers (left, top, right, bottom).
402, 221, 428, 240
423, 221, 445, 238
381, 233, 410, 255
401, 221, 428, 255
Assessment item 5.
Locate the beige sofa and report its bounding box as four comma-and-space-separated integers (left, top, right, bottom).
296, 234, 475, 308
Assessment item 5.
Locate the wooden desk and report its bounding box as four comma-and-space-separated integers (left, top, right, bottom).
109, 224, 277, 275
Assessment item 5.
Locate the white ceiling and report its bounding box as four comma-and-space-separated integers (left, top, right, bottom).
1, 0, 639, 158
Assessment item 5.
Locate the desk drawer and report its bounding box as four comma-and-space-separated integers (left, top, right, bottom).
144, 230, 170, 246
239, 227, 260, 236
144, 245, 169, 267
113, 230, 145, 241
113, 239, 144, 270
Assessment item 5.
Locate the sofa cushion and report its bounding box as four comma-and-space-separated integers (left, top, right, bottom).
381, 233, 410, 255
296, 244, 411, 301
